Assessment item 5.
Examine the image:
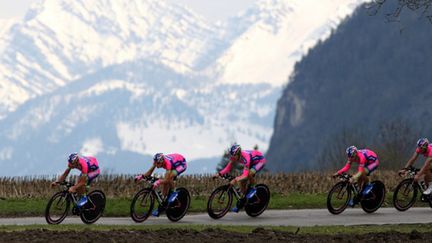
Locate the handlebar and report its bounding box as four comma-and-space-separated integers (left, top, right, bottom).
399, 166, 420, 177
53, 181, 74, 191
218, 174, 236, 181
335, 173, 352, 181
138, 175, 159, 184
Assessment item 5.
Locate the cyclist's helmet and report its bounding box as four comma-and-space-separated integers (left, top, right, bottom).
68, 153, 79, 164
346, 146, 358, 158
229, 144, 241, 157
417, 138, 429, 149
153, 153, 164, 164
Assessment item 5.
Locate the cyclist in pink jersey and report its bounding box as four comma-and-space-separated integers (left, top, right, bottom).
333, 146, 379, 206
51, 153, 100, 207
400, 138, 432, 194
214, 144, 266, 212
135, 153, 187, 216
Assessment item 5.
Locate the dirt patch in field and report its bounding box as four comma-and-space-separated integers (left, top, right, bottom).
0, 228, 430, 242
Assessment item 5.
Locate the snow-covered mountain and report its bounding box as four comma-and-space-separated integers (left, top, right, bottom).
0, 0, 364, 175
0, 0, 218, 116
213, 0, 364, 86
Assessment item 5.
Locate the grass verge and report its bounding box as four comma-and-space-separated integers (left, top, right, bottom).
0, 192, 430, 217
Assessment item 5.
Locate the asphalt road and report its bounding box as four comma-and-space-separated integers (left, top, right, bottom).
1, 208, 432, 226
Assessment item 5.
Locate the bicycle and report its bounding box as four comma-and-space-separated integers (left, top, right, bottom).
207, 174, 270, 219
45, 181, 106, 224
130, 175, 190, 222
327, 173, 386, 214
393, 166, 432, 211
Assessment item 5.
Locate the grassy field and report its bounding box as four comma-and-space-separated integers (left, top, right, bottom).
0, 170, 408, 199
0, 192, 430, 217
0, 194, 321, 217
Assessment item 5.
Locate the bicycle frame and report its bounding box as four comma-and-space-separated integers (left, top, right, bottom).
140, 176, 169, 206
404, 167, 427, 190
336, 174, 361, 199
58, 182, 97, 211
218, 175, 247, 201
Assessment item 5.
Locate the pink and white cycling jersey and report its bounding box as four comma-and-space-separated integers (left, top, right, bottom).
219, 150, 266, 180
338, 149, 379, 174
416, 144, 432, 157
70, 156, 99, 174
162, 153, 187, 175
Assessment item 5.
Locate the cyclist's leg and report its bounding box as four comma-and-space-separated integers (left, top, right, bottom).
249, 170, 256, 186
162, 170, 178, 197
362, 162, 378, 193
249, 160, 266, 187
425, 164, 432, 186
86, 169, 100, 192
76, 173, 88, 195
239, 179, 247, 194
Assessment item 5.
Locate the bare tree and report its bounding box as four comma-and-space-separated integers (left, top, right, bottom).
373, 120, 420, 169
367, 0, 432, 23
317, 127, 368, 171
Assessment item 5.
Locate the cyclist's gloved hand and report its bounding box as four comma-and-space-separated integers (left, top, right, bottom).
134, 174, 144, 182
332, 172, 339, 178
212, 173, 220, 179
152, 179, 161, 189
50, 181, 58, 188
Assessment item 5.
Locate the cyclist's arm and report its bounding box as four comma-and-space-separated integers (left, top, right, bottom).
235, 156, 251, 182
160, 170, 177, 184
56, 167, 71, 183
143, 164, 156, 177
74, 174, 88, 188
219, 161, 233, 175
353, 163, 366, 181
337, 161, 351, 174
418, 157, 432, 176
235, 168, 249, 182
404, 152, 419, 168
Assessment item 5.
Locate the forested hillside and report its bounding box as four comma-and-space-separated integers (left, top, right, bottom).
266, 4, 432, 172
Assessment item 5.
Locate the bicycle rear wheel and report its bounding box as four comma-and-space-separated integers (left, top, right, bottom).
393, 178, 418, 211
80, 190, 106, 224
327, 181, 350, 215
207, 185, 233, 219
45, 192, 70, 225
245, 184, 270, 217
361, 180, 386, 213
166, 187, 191, 222
130, 188, 155, 223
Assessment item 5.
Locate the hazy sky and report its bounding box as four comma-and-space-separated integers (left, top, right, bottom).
0, 0, 257, 21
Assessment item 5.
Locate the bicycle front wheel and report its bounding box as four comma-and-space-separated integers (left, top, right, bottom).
45, 192, 70, 225
393, 178, 418, 211
130, 188, 155, 223
207, 185, 233, 219
327, 181, 351, 215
